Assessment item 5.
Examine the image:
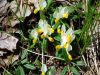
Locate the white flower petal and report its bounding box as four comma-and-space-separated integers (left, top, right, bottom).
61, 34, 67, 46
66, 28, 73, 36
66, 44, 72, 52
38, 19, 44, 30
66, 28, 75, 42
71, 34, 75, 42
31, 29, 38, 38
33, 0, 39, 8
53, 11, 58, 18
53, 6, 69, 19
39, 0, 47, 8
41, 64, 47, 73
38, 19, 52, 36
61, 25, 66, 33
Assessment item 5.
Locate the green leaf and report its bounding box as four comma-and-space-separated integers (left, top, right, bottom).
54, 35, 61, 41
47, 66, 56, 75
62, 49, 68, 61
3, 70, 12, 75
61, 66, 68, 75
34, 60, 41, 68
76, 61, 85, 66
54, 24, 59, 30
21, 58, 28, 64
74, 30, 82, 34
42, 38, 48, 52
72, 15, 81, 19
21, 50, 28, 60
29, 44, 35, 49
47, 0, 53, 9
16, 66, 25, 75
70, 67, 80, 75
24, 63, 35, 70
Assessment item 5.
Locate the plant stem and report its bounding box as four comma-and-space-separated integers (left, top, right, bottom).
26, 49, 64, 61
42, 38, 45, 66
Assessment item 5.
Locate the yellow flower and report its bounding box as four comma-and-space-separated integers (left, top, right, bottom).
63, 13, 68, 18
50, 28, 54, 33
55, 45, 61, 51
57, 28, 61, 34
53, 7, 69, 22
67, 35, 71, 44
41, 71, 45, 75
61, 25, 75, 46
33, 0, 47, 14
34, 8, 39, 14
64, 43, 67, 49
55, 18, 59, 23
40, 6, 44, 10
37, 29, 43, 34
56, 25, 75, 54
48, 37, 54, 42
41, 34, 45, 39
32, 38, 37, 44
68, 54, 72, 60
38, 19, 54, 41
31, 29, 38, 44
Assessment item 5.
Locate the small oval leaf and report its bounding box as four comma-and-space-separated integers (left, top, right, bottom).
24, 63, 35, 70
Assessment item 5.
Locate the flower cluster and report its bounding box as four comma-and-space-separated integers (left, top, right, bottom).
31, 19, 54, 44
32, 0, 76, 74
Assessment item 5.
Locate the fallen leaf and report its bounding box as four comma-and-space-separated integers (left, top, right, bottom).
0, 58, 6, 67
0, 51, 7, 56
0, 32, 18, 52
10, 0, 32, 19
3, 54, 19, 66
0, 0, 9, 16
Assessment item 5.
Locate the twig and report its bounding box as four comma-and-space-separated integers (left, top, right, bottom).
20, 46, 64, 60
56, 0, 72, 6
82, 54, 87, 66
27, 49, 65, 61
0, 64, 13, 75
92, 42, 99, 75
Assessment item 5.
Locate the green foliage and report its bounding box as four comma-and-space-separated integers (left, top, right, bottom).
61, 66, 68, 75
54, 35, 61, 41
75, 61, 85, 66
23, 63, 35, 70
70, 67, 80, 75
21, 50, 28, 60
16, 66, 25, 75
47, 66, 56, 75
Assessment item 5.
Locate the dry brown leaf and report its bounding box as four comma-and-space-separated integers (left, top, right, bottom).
10, 0, 32, 19
10, 19, 20, 27
0, 51, 7, 56
0, 0, 9, 16
0, 32, 18, 52
3, 54, 19, 66
0, 58, 6, 67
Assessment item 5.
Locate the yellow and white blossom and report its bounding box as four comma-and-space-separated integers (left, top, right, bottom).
56, 25, 75, 60
56, 25, 75, 51
33, 0, 47, 14
53, 6, 69, 23
61, 25, 75, 46
31, 29, 38, 44
41, 64, 47, 75
38, 19, 54, 42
